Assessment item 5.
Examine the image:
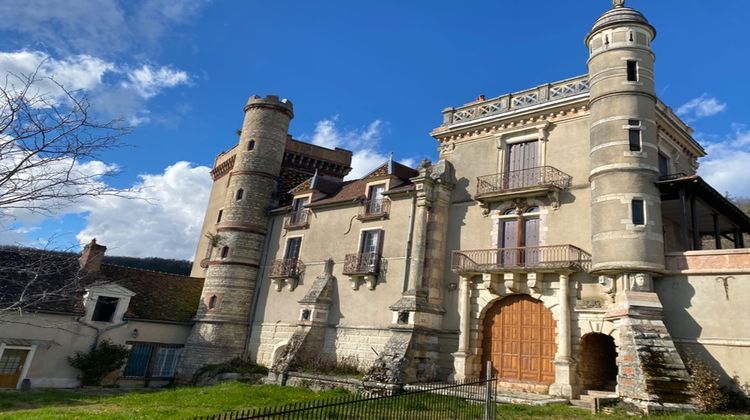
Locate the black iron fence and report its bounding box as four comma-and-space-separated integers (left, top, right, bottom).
194, 376, 498, 419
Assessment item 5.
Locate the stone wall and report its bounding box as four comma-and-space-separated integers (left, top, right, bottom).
249, 322, 391, 370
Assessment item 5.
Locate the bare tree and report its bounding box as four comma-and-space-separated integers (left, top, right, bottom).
0, 67, 130, 313
0, 68, 129, 217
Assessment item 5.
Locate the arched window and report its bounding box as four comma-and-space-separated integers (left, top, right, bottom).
503, 208, 516, 216
208, 295, 218, 309
236, 189, 244, 200
220, 246, 229, 259
525, 206, 540, 214
247, 140, 255, 151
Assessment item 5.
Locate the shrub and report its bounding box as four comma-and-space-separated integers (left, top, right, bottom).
685, 355, 729, 412
68, 340, 129, 386
194, 357, 268, 383
296, 355, 362, 377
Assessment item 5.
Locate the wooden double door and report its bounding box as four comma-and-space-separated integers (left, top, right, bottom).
0, 349, 29, 389
481, 295, 556, 385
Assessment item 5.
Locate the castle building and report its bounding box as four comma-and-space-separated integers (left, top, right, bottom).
179, 1, 750, 411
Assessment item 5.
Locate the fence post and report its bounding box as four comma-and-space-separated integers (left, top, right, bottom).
484, 360, 493, 420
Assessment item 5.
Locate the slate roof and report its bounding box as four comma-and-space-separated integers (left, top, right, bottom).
285, 160, 419, 208
0, 247, 203, 323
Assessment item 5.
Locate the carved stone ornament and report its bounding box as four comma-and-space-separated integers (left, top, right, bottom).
613, 0, 625, 8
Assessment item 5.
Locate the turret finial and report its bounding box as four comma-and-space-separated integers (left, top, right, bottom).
613, 0, 625, 8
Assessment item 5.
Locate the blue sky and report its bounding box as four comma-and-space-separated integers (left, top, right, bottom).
1, 0, 749, 259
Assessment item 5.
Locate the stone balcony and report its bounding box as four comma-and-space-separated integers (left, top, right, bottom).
475, 166, 572, 205
342, 252, 381, 290
451, 245, 591, 274
269, 258, 305, 291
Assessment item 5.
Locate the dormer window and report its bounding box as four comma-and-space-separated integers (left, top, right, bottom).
359, 184, 389, 220
83, 284, 135, 324
92, 296, 119, 322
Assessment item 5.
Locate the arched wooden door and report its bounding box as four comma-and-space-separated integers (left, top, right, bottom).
481, 295, 556, 385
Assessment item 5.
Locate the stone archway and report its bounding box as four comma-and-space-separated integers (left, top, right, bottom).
579, 333, 618, 391
480, 294, 556, 386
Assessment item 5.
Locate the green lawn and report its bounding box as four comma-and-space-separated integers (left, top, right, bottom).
0, 381, 747, 419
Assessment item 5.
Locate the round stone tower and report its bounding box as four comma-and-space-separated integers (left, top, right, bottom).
586, 0, 663, 276
180, 95, 294, 375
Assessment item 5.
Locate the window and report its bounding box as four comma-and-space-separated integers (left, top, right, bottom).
220, 246, 229, 259
289, 197, 309, 225
235, 189, 244, 200
628, 120, 641, 151
285, 237, 302, 261
358, 229, 383, 272
626, 60, 638, 81
92, 296, 119, 322
632, 199, 645, 225
658, 152, 670, 177
123, 343, 183, 379
367, 184, 386, 214
216, 209, 223, 224
247, 140, 255, 151
208, 295, 218, 309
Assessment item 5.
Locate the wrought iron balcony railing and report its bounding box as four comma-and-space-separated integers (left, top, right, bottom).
476, 166, 572, 198
284, 209, 311, 229
358, 198, 390, 220
268, 258, 305, 279
451, 245, 591, 273
342, 252, 381, 275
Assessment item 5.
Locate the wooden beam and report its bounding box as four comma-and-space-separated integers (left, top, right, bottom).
713, 213, 722, 249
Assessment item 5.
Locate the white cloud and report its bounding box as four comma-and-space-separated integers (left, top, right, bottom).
0, 50, 190, 124
124, 65, 189, 99
308, 117, 417, 180
0, 0, 208, 57
75, 161, 211, 259
677, 94, 727, 120
698, 126, 750, 197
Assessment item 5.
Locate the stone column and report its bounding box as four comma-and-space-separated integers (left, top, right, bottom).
407, 201, 430, 292
452, 275, 472, 380
550, 272, 575, 398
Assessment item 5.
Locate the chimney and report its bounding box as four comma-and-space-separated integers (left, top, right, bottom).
79, 238, 107, 272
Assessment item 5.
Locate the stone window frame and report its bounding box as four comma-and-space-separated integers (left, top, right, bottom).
82, 283, 135, 325
495, 121, 550, 176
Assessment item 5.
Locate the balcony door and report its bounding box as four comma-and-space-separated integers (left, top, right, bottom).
360, 229, 383, 272
506, 140, 538, 189
285, 237, 302, 262
498, 207, 540, 267
368, 184, 385, 214
291, 197, 309, 224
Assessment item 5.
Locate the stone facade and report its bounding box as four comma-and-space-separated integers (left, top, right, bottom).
182, 1, 750, 412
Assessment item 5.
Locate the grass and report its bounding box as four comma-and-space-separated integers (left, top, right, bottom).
0, 381, 748, 419
0, 382, 348, 419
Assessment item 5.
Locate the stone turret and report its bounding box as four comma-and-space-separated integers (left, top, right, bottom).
179, 95, 294, 377
586, 2, 692, 412
587, 0, 662, 276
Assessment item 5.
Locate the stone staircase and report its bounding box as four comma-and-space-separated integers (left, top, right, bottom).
570, 390, 619, 413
